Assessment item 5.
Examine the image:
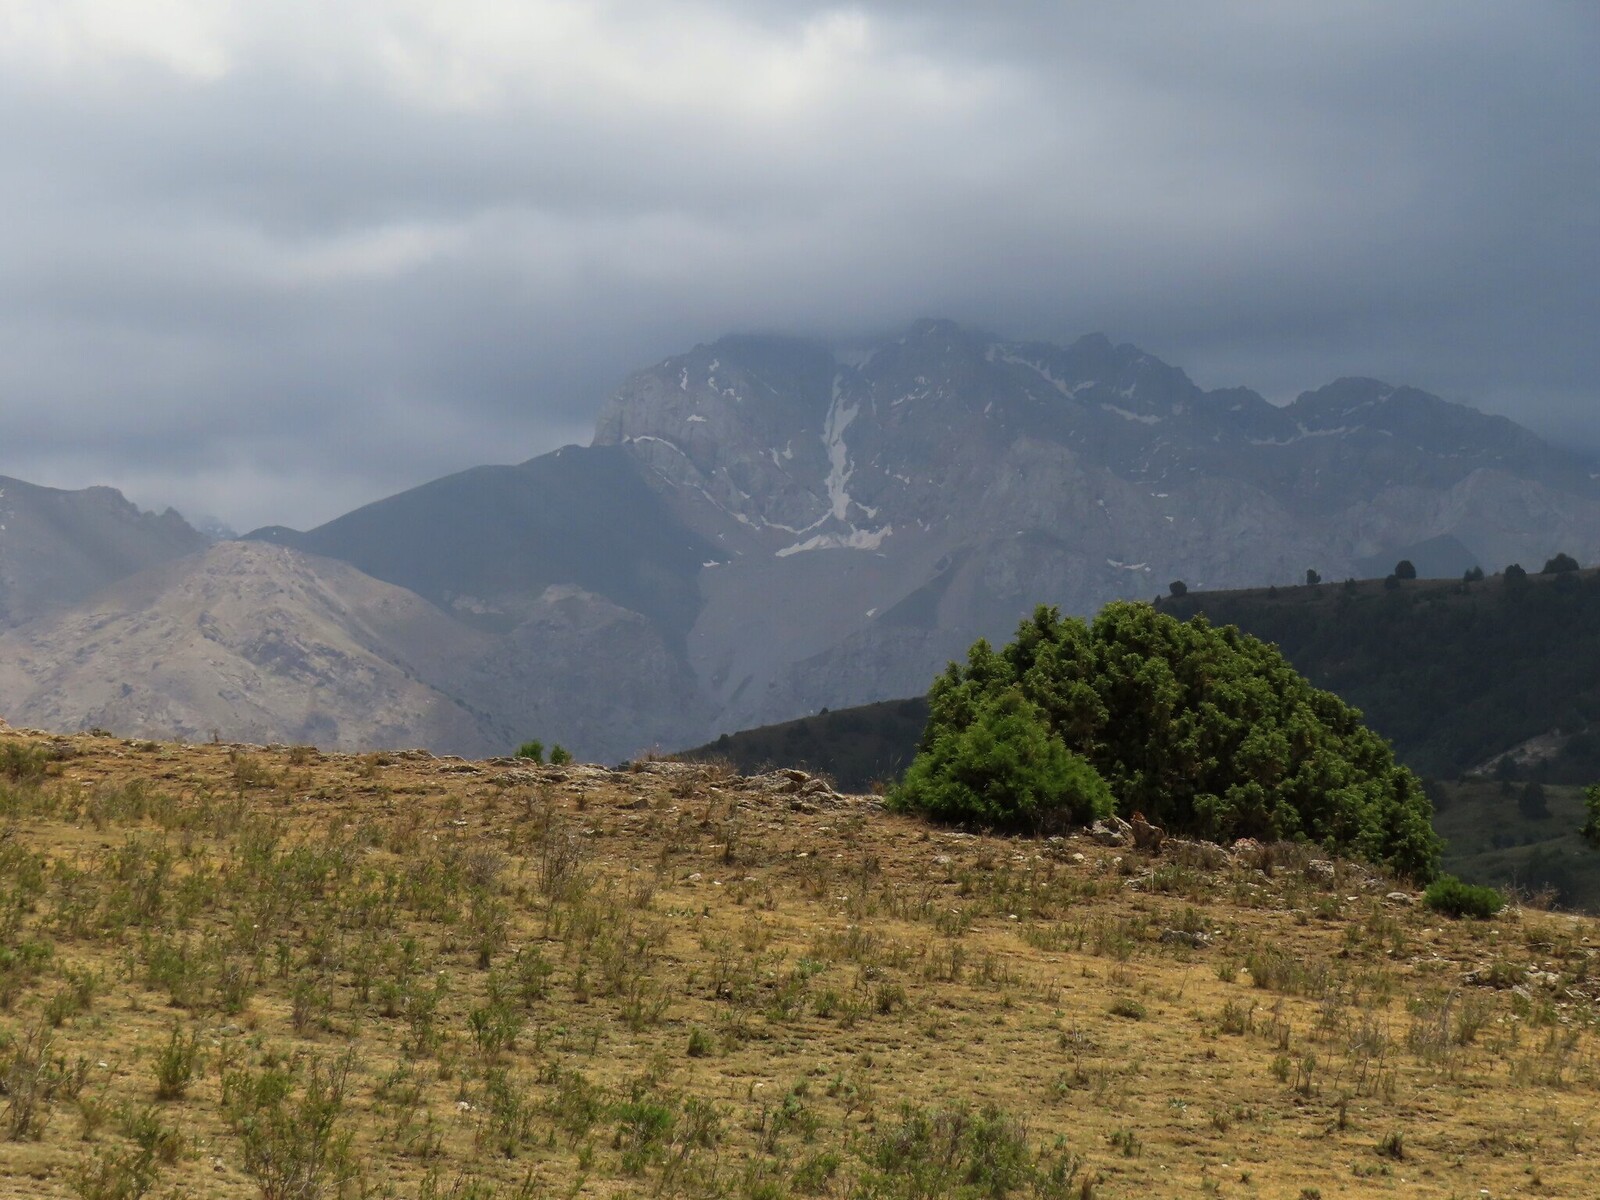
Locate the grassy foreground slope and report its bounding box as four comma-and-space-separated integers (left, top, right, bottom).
4, 727, 1600, 1199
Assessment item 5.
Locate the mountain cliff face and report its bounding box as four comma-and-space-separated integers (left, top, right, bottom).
10, 320, 1599, 761
593, 319, 1600, 733
0, 475, 207, 629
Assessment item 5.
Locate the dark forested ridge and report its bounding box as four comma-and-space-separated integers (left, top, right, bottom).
1156, 567, 1600, 783
692, 566, 1600, 788
686, 696, 930, 790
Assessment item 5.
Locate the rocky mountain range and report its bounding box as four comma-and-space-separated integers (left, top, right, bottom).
4, 319, 1599, 761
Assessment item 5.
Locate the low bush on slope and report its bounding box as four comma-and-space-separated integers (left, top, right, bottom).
892, 601, 1440, 880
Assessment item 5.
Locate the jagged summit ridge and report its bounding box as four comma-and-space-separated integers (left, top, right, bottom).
595, 319, 1588, 569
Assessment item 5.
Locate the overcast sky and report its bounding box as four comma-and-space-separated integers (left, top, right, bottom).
1, 1, 1596, 531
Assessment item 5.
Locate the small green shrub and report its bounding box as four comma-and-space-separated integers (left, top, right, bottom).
1108, 998, 1146, 1021
2, 1020, 83, 1141
0, 940, 54, 1010
467, 999, 523, 1059
222, 1052, 356, 1200
1422, 876, 1505, 919
1582, 783, 1600, 847
889, 687, 1113, 832
549, 745, 573, 765
793, 1149, 842, 1194
864, 1103, 1081, 1200
71, 1142, 160, 1200
153, 1025, 202, 1100
0, 741, 50, 783
1108, 1127, 1141, 1157
514, 742, 544, 764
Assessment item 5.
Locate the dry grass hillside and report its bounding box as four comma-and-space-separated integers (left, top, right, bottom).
2, 724, 1599, 1200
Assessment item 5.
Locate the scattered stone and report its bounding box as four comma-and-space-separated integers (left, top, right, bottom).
1386, 891, 1414, 905
1090, 816, 1133, 846
1306, 859, 1337, 884
1159, 929, 1211, 949
1130, 812, 1165, 851
744, 769, 847, 807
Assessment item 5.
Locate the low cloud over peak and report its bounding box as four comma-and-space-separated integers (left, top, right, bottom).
1, 2, 1595, 530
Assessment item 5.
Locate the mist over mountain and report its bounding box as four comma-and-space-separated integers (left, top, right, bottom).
4, 320, 1599, 761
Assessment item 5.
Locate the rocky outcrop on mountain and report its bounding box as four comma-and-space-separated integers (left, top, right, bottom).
0, 475, 207, 629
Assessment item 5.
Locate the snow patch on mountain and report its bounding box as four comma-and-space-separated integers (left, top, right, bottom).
992, 348, 1096, 399
1248, 425, 1355, 446
823, 375, 861, 523
775, 525, 893, 558
1103, 404, 1161, 425
625, 435, 688, 456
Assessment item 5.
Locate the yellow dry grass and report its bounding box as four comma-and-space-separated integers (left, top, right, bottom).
1, 726, 1598, 1200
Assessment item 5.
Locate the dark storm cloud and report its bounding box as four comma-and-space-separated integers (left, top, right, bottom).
0, 1, 1595, 530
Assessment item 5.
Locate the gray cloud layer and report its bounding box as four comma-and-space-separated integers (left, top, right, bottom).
1, 2, 1595, 530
